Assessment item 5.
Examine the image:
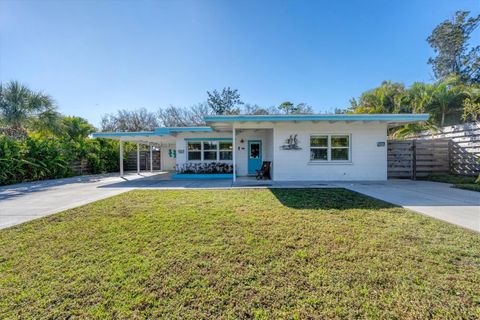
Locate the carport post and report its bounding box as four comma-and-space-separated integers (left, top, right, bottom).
232, 127, 236, 182
119, 140, 124, 177
149, 143, 153, 173
137, 143, 140, 174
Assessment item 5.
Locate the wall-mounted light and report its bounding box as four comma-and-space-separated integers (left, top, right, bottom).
240, 139, 245, 144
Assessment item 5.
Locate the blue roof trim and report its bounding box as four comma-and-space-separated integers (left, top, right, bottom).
204, 114, 430, 122
154, 127, 213, 133
185, 137, 233, 141
92, 126, 214, 138
92, 132, 160, 138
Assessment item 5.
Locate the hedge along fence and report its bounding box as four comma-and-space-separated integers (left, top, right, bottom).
0, 135, 120, 186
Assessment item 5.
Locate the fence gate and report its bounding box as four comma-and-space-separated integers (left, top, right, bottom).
388, 140, 414, 179
387, 139, 450, 179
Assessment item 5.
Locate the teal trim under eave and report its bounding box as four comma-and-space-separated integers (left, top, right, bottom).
171, 173, 233, 180
92, 126, 214, 139
204, 114, 430, 123
92, 131, 160, 138
184, 138, 233, 141
155, 127, 213, 133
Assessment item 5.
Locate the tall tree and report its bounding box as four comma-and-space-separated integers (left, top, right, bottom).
405, 82, 434, 114
349, 81, 406, 114
243, 103, 279, 115
100, 108, 158, 132
278, 101, 295, 114
462, 86, 480, 122
427, 11, 480, 84
157, 103, 210, 127
0, 81, 57, 134
429, 77, 465, 126
62, 116, 96, 141
207, 87, 243, 115
278, 101, 313, 114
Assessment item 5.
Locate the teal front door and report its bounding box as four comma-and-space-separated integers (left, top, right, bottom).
248, 140, 262, 175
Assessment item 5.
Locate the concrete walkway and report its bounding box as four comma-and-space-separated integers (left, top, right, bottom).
0, 173, 478, 231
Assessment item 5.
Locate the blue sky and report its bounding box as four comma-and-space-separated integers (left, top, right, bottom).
1, 0, 479, 126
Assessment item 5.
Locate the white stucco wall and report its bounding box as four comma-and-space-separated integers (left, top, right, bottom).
272, 122, 388, 181
171, 122, 388, 180
160, 144, 176, 171
234, 129, 273, 176
175, 132, 234, 168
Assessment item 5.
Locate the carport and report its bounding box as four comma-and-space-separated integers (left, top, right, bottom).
92, 129, 177, 177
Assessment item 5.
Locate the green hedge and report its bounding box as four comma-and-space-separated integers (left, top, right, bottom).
0, 135, 119, 186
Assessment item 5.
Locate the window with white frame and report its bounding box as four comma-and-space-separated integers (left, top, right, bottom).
310, 134, 350, 161
187, 140, 233, 161
219, 141, 233, 160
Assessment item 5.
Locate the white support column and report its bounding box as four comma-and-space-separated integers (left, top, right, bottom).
136, 143, 140, 174
119, 140, 124, 177
149, 143, 153, 173
271, 127, 275, 181
232, 127, 236, 182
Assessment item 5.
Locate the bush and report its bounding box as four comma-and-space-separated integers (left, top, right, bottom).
85, 139, 119, 174
0, 135, 119, 186
176, 162, 233, 174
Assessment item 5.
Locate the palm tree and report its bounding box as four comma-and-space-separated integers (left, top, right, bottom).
461, 84, 480, 122
0, 81, 56, 131
406, 82, 434, 114
430, 78, 465, 126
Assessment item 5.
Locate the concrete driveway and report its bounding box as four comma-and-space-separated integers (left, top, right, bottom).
337, 180, 480, 232
0, 173, 156, 229
0, 173, 479, 232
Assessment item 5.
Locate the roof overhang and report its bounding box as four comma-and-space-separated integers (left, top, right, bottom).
92, 114, 430, 142
91, 126, 213, 143
204, 114, 429, 129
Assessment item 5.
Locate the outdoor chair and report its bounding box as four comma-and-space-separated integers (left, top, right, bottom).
255, 161, 271, 180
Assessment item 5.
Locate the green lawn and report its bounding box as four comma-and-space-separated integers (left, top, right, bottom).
428, 174, 480, 192
1, 189, 479, 319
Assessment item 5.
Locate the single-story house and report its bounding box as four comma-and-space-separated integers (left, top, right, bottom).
92, 114, 429, 181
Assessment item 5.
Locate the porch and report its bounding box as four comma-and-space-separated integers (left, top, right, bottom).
233, 128, 274, 180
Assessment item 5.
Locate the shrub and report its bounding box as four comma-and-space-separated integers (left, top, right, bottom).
176, 162, 233, 174
0, 135, 119, 186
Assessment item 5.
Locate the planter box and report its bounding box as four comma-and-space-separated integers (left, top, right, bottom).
171, 173, 233, 180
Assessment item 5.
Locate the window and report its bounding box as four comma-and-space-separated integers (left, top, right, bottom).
310, 136, 328, 161
203, 141, 218, 160
249, 142, 260, 159
219, 141, 233, 160
187, 140, 233, 161
187, 142, 201, 161
331, 135, 349, 160
310, 134, 350, 162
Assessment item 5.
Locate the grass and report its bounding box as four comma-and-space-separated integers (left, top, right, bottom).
428, 174, 480, 192
1, 189, 480, 319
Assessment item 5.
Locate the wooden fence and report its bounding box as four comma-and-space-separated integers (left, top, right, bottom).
126, 150, 161, 171
413, 122, 480, 176
388, 139, 451, 179
71, 159, 89, 175
69, 151, 161, 175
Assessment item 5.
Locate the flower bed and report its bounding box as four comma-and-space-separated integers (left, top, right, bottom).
173, 163, 233, 180
175, 162, 233, 174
